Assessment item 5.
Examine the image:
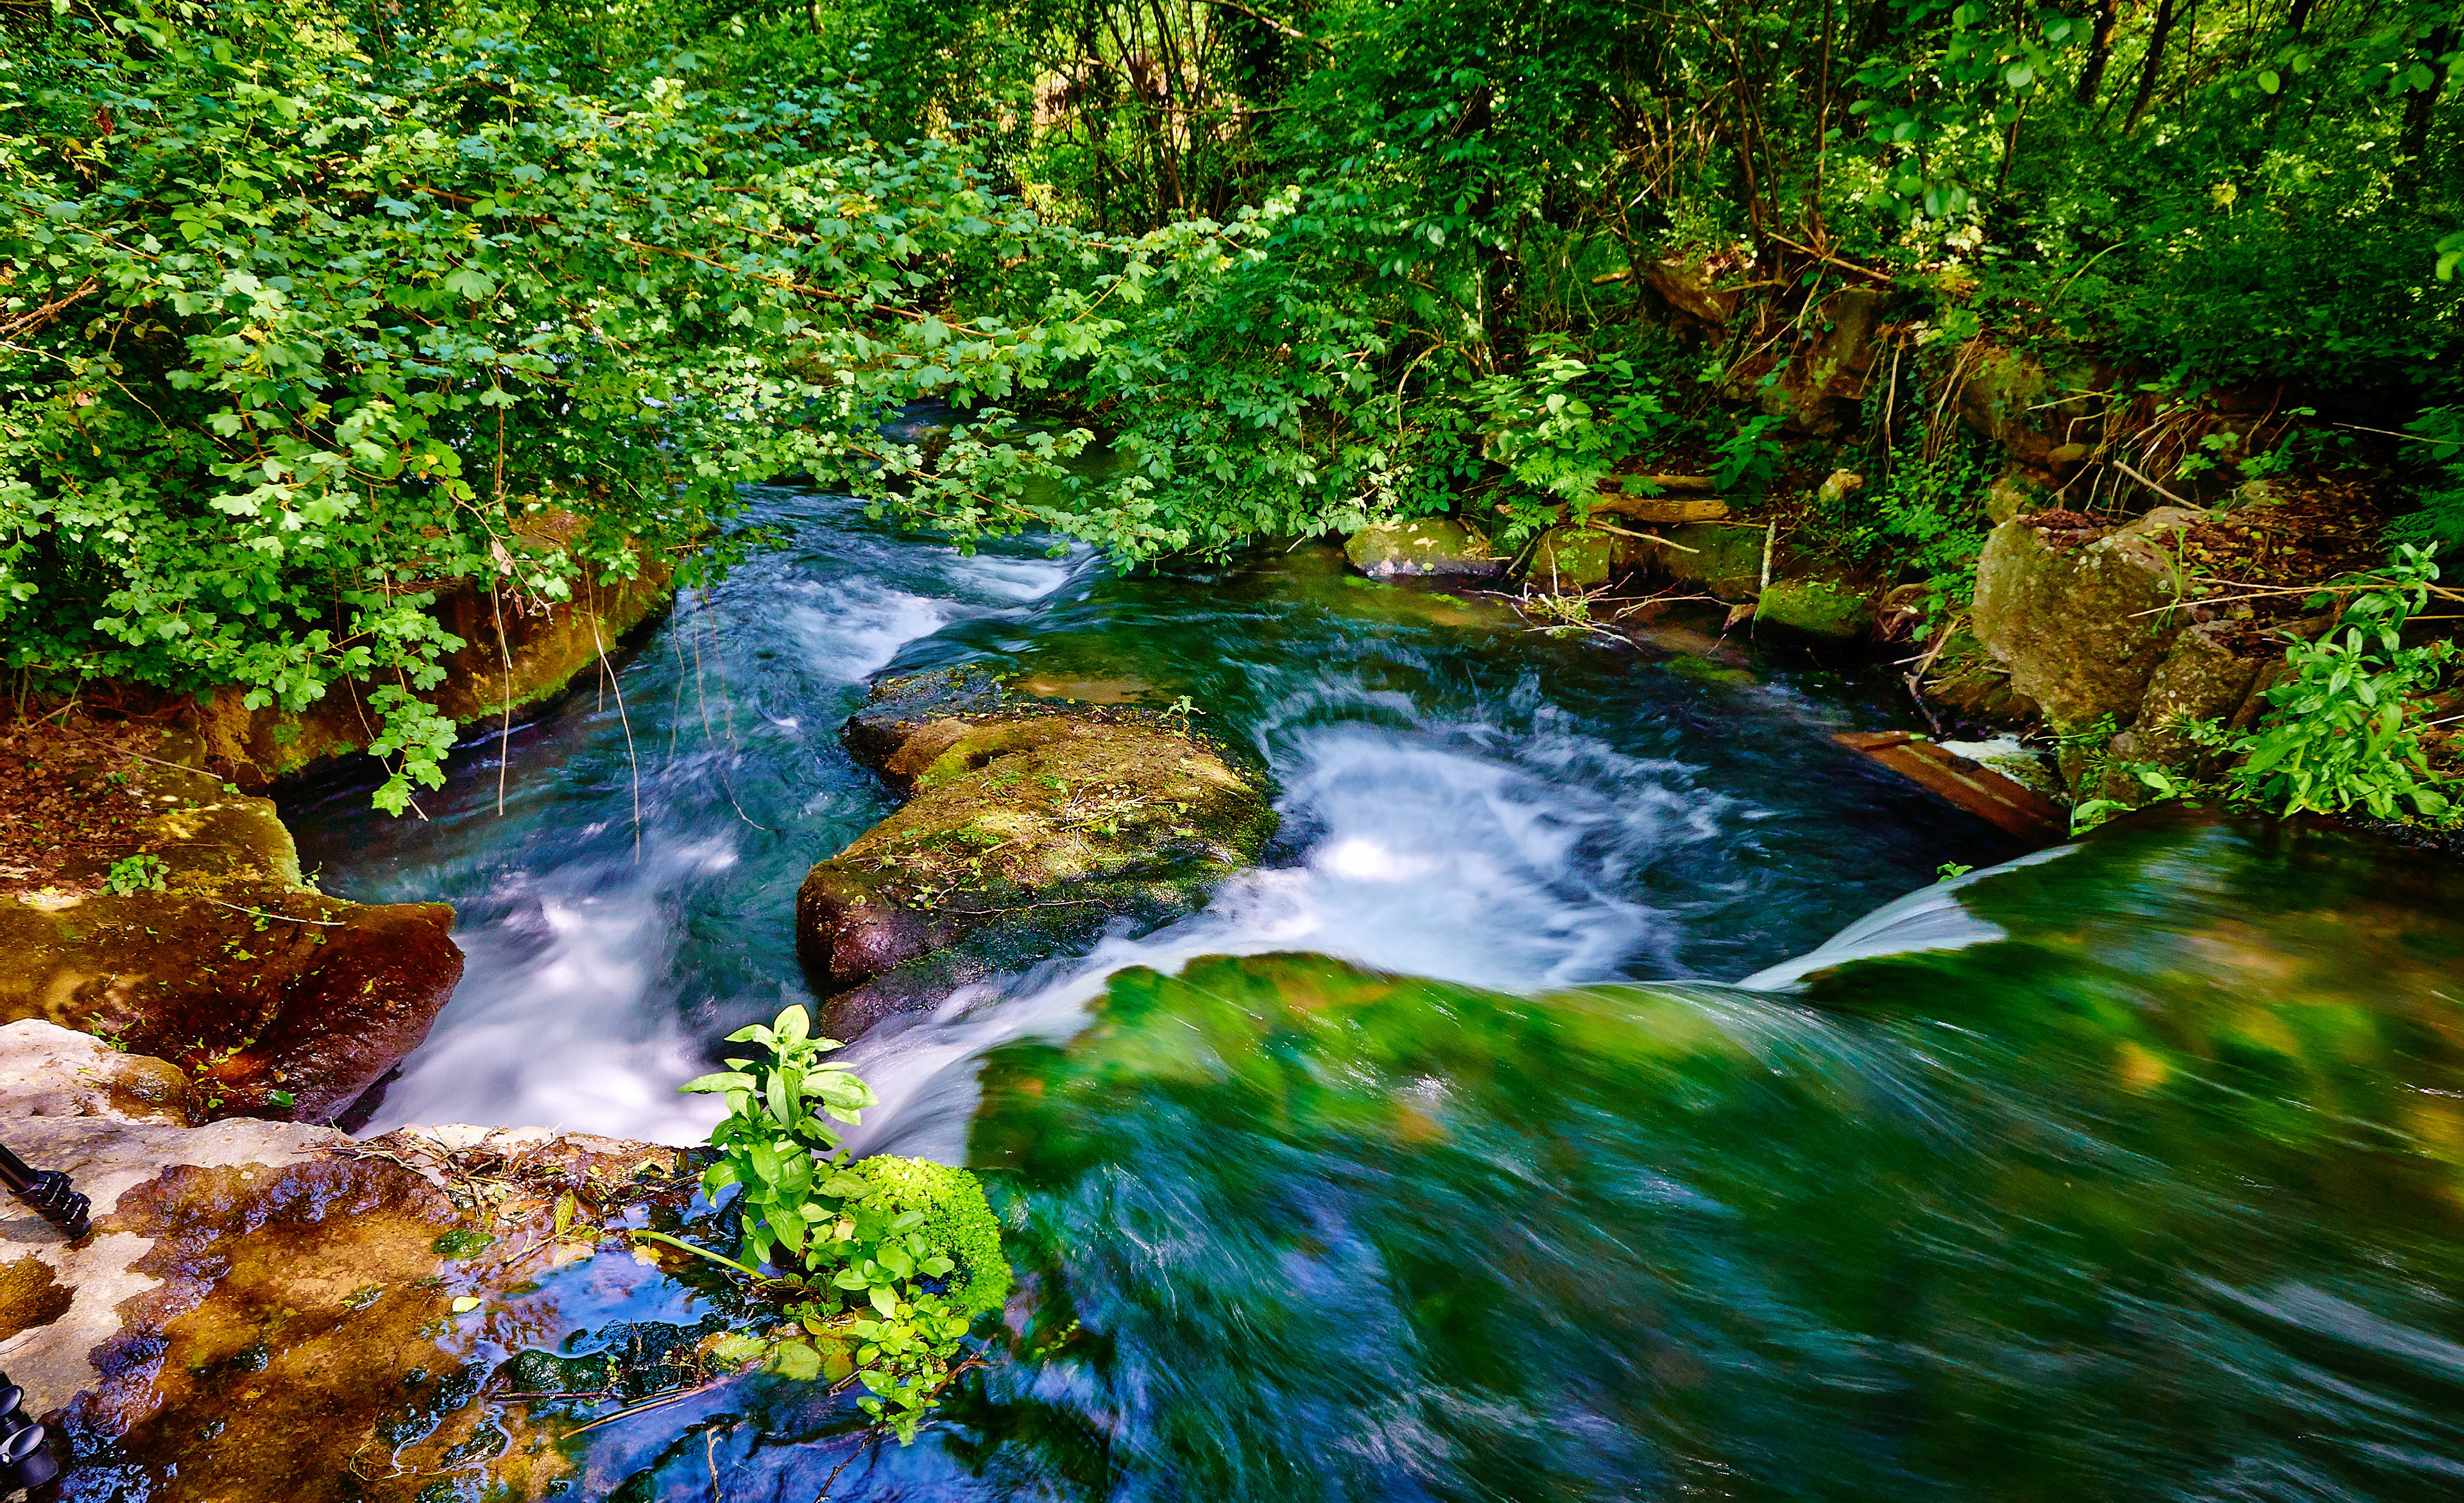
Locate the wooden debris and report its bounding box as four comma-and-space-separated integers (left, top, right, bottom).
1593, 494, 1731, 523
1835, 730, 2065, 840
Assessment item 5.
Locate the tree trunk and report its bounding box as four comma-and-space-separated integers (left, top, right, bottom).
2075, 0, 2119, 106
2122, 0, 2180, 135
2398, 26, 2454, 184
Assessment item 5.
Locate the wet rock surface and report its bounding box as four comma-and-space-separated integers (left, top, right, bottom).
800, 668, 1278, 1039
0, 734, 462, 1124
1, 1055, 701, 1501
1342, 517, 1505, 579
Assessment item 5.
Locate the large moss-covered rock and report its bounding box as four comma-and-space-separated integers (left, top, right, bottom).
1525, 525, 1621, 593
1343, 518, 1505, 579
1645, 522, 1770, 600
1971, 507, 2200, 735
1754, 575, 1876, 641
1, 1058, 700, 1501
800, 669, 1277, 1039
0, 733, 461, 1123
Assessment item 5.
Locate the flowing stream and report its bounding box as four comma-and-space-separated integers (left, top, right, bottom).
281, 486, 2464, 1500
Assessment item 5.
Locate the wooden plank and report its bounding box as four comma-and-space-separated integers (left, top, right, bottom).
1834, 731, 2065, 840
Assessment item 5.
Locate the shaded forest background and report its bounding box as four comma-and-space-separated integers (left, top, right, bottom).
2, 0, 2459, 803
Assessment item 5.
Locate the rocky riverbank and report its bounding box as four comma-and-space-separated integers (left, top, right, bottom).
0, 1021, 704, 1500
0, 727, 461, 1124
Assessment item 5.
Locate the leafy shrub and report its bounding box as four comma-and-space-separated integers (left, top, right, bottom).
1474, 343, 1673, 534
1851, 439, 1993, 621
2387, 408, 2464, 550
658, 1005, 1013, 1442
1, 2, 1091, 811
2227, 547, 2458, 823
1711, 412, 1790, 503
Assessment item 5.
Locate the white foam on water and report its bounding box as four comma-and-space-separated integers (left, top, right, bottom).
366, 838, 739, 1142
840, 715, 1718, 1164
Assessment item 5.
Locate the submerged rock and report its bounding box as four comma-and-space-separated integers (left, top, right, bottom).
801, 669, 1276, 1039
0, 733, 461, 1123
1343, 517, 1505, 579
0, 1044, 699, 1500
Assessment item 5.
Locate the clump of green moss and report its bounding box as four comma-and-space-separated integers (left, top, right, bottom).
841, 1155, 1013, 1318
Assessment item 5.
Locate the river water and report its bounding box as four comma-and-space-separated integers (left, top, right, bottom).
283, 487, 2464, 1500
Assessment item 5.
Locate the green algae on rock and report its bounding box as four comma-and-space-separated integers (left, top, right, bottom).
0, 734, 460, 1123
955, 819, 2464, 1496
800, 669, 1276, 1039
1753, 575, 1877, 641
1342, 517, 1505, 579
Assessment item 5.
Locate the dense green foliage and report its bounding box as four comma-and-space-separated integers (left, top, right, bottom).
1, 0, 1113, 804
3, 0, 2458, 806
670, 1004, 1012, 1441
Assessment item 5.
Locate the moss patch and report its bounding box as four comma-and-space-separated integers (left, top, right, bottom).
1754, 577, 1876, 640
843, 1156, 1013, 1318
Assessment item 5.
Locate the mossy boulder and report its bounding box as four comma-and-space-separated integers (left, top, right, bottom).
1343, 517, 1505, 579
801, 669, 1277, 1039
1971, 507, 2200, 736
1525, 525, 1621, 593
1754, 576, 1876, 641
0, 733, 461, 1123
1641, 522, 1770, 600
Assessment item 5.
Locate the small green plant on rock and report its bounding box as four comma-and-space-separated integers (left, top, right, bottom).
647, 1006, 1013, 1443
104, 853, 169, 896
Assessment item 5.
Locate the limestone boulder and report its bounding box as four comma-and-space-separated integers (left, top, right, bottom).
1971, 507, 2202, 735
802, 669, 1277, 1039
0, 733, 462, 1124
0, 1020, 191, 1126
1344, 517, 1505, 579
1, 1074, 697, 1502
